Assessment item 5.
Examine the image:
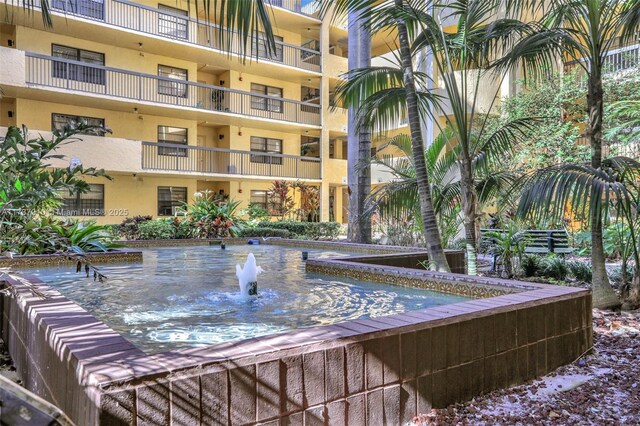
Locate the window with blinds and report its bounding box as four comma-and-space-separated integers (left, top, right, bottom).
52, 113, 105, 135
158, 126, 188, 156
52, 44, 105, 84
250, 136, 283, 164
158, 4, 188, 40
158, 65, 188, 97
250, 83, 283, 113
157, 186, 187, 216
56, 184, 105, 216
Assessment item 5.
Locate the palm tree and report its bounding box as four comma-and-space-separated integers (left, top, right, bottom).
499, 0, 640, 308
320, 0, 452, 271
371, 129, 518, 254
518, 156, 640, 306
347, 5, 373, 244
329, 0, 534, 274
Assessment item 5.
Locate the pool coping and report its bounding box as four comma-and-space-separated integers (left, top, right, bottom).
1, 241, 592, 425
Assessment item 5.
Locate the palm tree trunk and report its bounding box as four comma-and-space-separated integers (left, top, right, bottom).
347, 6, 372, 244
460, 159, 478, 275
588, 68, 620, 309
395, 0, 449, 272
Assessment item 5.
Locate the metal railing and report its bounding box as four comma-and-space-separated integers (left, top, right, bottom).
48, 0, 321, 72
142, 142, 321, 179
565, 42, 639, 75
25, 53, 321, 126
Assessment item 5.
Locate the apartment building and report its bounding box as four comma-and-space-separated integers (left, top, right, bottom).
0, 0, 362, 224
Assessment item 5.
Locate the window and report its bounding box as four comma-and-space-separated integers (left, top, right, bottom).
250, 136, 282, 164
157, 126, 188, 156
52, 44, 105, 84
158, 4, 188, 40
52, 113, 105, 135
51, 0, 104, 20
250, 83, 283, 113
253, 32, 284, 61
158, 186, 187, 216
56, 184, 105, 216
250, 190, 269, 211
158, 65, 188, 97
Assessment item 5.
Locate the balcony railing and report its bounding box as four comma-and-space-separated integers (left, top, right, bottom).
142, 142, 321, 179
48, 0, 321, 72
565, 42, 639, 74
25, 53, 321, 126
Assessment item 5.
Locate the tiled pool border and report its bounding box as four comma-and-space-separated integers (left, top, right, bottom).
1, 241, 592, 425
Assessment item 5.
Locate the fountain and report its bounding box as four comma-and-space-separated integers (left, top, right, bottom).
236, 253, 263, 296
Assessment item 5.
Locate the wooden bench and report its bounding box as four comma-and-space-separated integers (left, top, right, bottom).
480, 228, 574, 271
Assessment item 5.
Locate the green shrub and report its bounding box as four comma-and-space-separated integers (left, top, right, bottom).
118, 215, 152, 240
520, 254, 542, 277
568, 261, 592, 283
541, 255, 569, 281
138, 219, 175, 240
244, 203, 271, 222
237, 227, 292, 238
255, 221, 340, 240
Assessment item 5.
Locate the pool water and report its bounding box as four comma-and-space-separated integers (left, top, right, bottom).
22, 245, 471, 353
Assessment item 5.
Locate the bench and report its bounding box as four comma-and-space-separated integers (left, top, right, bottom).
480, 228, 574, 271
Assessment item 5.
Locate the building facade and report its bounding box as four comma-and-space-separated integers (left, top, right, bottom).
0, 0, 358, 224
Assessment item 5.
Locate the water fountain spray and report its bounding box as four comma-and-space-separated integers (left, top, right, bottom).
236, 253, 264, 296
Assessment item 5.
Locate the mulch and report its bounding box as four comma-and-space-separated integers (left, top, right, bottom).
415, 309, 640, 425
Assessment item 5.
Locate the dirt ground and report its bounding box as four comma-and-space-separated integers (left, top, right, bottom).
416, 309, 640, 426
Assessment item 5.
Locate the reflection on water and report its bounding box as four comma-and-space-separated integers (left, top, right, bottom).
21, 245, 471, 353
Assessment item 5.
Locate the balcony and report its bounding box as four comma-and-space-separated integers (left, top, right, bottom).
142, 142, 321, 180
565, 42, 639, 74
24, 53, 321, 127
46, 0, 321, 73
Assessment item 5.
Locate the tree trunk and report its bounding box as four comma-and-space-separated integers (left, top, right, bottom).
460, 159, 478, 275
347, 6, 372, 244
587, 67, 620, 309
395, 0, 450, 272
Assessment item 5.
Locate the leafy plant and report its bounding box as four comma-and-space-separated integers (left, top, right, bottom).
521, 254, 542, 278
540, 256, 570, 282
267, 180, 295, 221
138, 219, 175, 240
568, 261, 593, 284
180, 191, 244, 238
237, 227, 292, 239
484, 224, 529, 278
118, 215, 153, 240
244, 203, 270, 222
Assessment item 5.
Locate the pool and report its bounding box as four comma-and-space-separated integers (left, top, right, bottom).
22, 245, 471, 353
